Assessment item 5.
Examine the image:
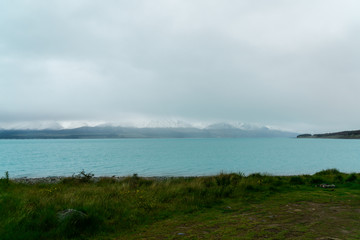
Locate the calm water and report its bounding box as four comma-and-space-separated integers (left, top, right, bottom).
1, 138, 360, 178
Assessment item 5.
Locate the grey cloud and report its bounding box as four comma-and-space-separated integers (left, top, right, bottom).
1, 0, 360, 132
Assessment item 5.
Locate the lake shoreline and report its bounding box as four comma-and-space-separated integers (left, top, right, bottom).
11, 175, 186, 184
7, 170, 347, 184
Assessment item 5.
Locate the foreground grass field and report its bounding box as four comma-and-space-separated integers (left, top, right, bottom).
1, 169, 360, 239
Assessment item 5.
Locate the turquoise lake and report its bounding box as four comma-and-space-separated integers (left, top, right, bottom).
1, 138, 360, 178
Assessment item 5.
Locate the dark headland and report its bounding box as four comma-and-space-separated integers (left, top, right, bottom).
297, 129, 360, 139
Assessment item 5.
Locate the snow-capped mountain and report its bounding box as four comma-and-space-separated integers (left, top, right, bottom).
138, 120, 195, 128
0, 120, 283, 131
0, 119, 298, 139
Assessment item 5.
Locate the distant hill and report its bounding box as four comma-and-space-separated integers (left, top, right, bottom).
297, 130, 360, 139
0, 125, 297, 139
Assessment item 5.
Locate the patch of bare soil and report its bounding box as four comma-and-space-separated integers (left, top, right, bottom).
228, 201, 360, 239
166, 201, 360, 239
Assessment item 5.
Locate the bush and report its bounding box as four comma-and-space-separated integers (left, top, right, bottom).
310, 177, 325, 184
76, 169, 94, 182
248, 173, 264, 179
346, 173, 357, 182
244, 184, 259, 192
0, 171, 9, 185
289, 176, 305, 185
215, 173, 232, 186
5, 171, 9, 183
272, 177, 284, 187
201, 177, 215, 188
61, 170, 94, 184
315, 169, 341, 176
334, 174, 344, 183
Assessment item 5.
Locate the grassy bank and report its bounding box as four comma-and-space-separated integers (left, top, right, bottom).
1, 169, 360, 239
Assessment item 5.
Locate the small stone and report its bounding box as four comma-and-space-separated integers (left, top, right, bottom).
177, 232, 185, 235
57, 209, 87, 223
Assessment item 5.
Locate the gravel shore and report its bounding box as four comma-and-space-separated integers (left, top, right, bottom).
11, 175, 178, 184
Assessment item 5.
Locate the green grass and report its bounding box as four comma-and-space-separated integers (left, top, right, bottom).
1, 170, 360, 239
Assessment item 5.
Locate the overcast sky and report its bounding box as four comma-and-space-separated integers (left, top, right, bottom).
1, 0, 360, 132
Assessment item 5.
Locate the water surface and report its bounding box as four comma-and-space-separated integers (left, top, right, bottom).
1, 138, 360, 177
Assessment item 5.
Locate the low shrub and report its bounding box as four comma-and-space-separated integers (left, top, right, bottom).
310, 177, 325, 184
123, 173, 153, 189
248, 173, 264, 179
334, 174, 344, 183
346, 173, 357, 182
315, 168, 341, 176
61, 170, 94, 184
0, 171, 10, 185
289, 176, 305, 185
201, 177, 215, 188
215, 173, 242, 186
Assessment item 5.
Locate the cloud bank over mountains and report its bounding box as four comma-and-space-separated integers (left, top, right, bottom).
0, 119, 277, 132
1, 1, 360, 133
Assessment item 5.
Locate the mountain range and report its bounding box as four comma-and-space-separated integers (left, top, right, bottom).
0, 122, 297, 139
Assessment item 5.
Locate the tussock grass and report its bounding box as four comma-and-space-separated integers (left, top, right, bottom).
1, 169, 360, 239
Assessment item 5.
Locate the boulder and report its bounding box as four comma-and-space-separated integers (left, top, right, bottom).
57, 209, 88, 224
